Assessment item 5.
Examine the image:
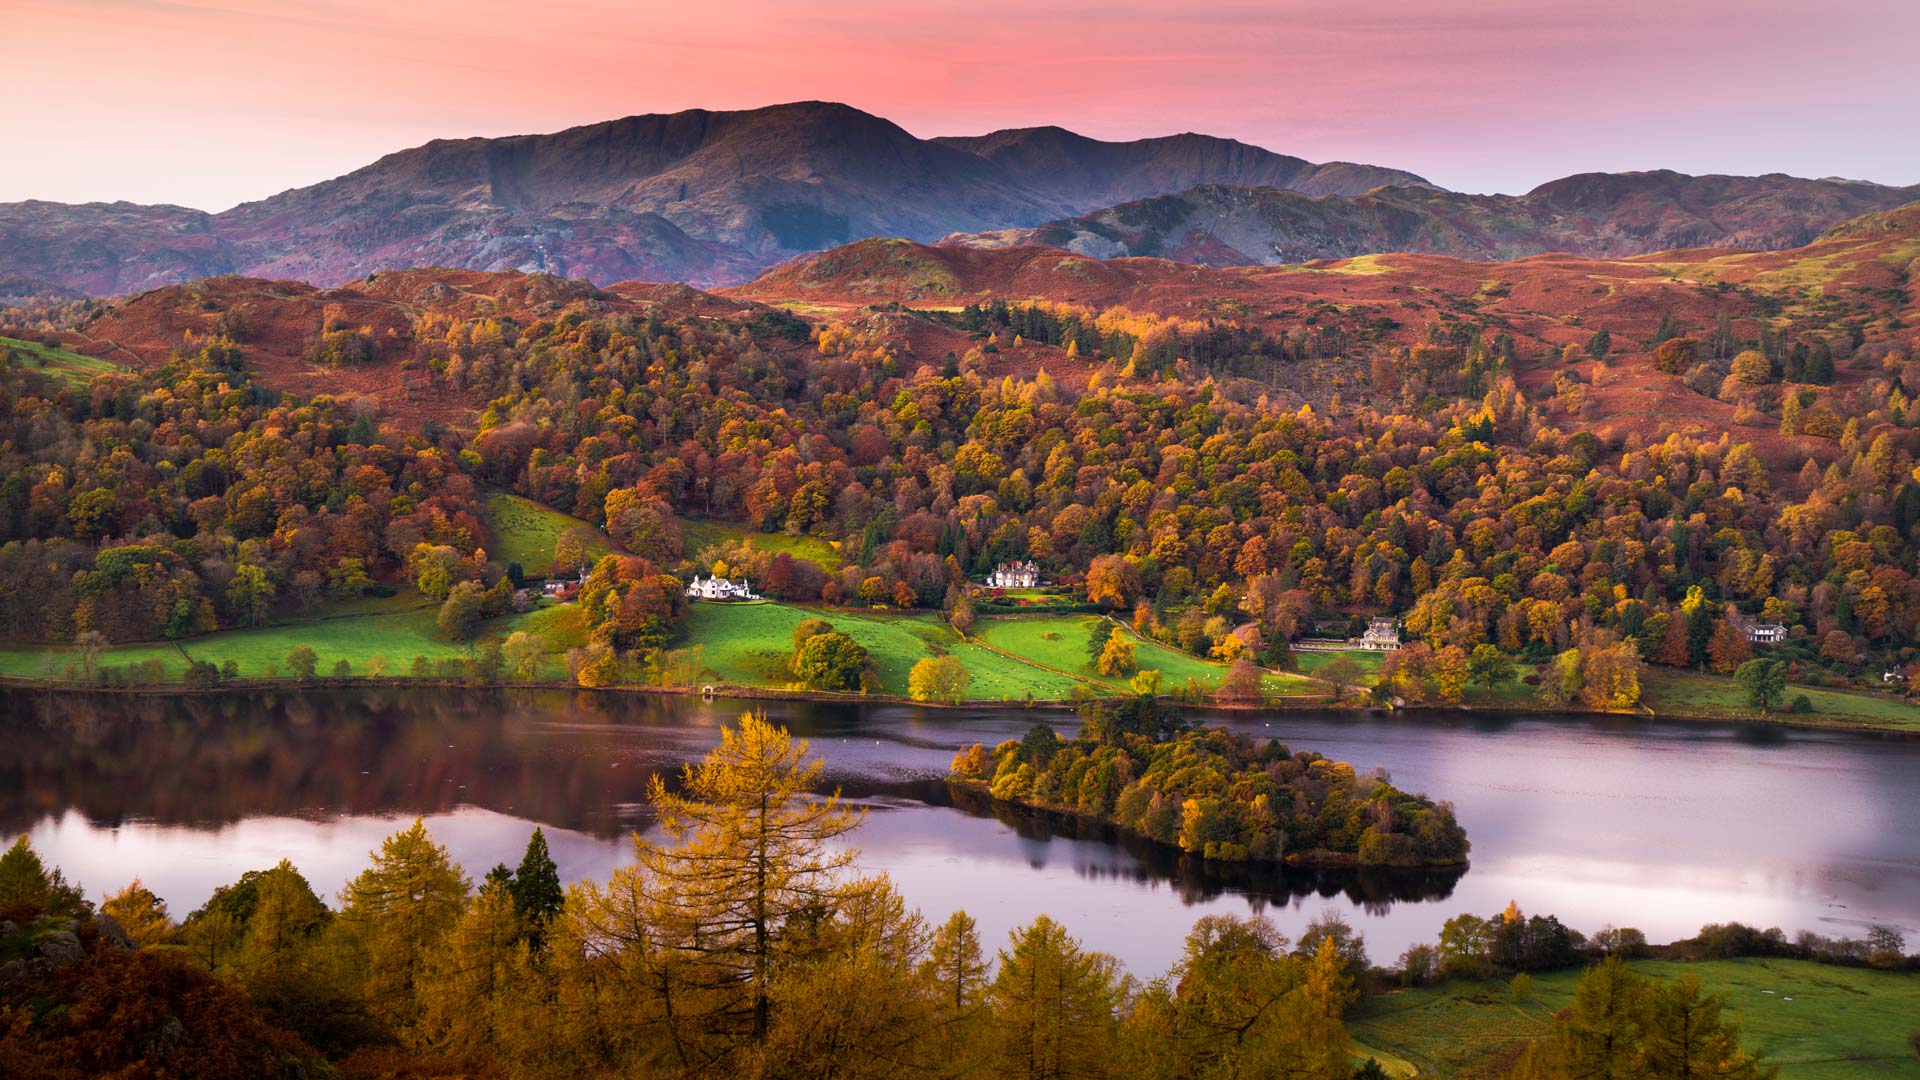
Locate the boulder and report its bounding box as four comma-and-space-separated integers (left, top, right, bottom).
92, 911, 134, 949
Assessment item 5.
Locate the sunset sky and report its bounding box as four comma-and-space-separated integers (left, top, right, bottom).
5, 0, 1916, 210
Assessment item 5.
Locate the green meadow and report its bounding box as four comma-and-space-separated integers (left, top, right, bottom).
680, 601, 1085, 699
482, 492, 608, 576
680, 517, 843, 571
1640, 668, 1920, 732
1347, 958, 1920, 1080
0, 597, 565, 683
1, 336, 126, 386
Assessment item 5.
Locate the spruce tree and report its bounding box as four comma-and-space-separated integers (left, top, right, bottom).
510, 828, 564, 934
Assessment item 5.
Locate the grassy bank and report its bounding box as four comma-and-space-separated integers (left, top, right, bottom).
0, 597, 566, 684
1347, 957, 1920, 1079
1640, 668, 1920, 733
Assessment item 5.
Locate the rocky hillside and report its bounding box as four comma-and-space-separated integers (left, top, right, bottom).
0, 201, 238, 296
0, 102, 1422, 295
946, 171, 1920, 265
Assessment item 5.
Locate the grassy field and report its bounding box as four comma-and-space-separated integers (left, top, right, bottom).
483, 492, 608, 576
1347, 958, 1920, 1080
1641, 668, 1920, 732
1, 336, 125, 386
0, 597, 565, 683
971, 614, 1322, 697
1296, 649, 1386, 682
680, 601, 1084, 699
680, 517, 843, 571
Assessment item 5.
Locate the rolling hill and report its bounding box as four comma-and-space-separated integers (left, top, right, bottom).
944, 171, 1920, 266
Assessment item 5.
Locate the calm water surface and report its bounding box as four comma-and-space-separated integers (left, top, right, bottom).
4, 688, 1917, 976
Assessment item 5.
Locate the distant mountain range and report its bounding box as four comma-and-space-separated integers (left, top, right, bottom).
945, 171, 1920, 264
1, 101, 1913, 298
0, 102, 1428, 296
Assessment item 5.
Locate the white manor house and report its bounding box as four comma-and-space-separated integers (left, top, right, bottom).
685, 575, 760, 602
984, 561, 1041, 588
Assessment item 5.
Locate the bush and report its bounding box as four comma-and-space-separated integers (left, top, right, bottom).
1788, 694, 1813, 713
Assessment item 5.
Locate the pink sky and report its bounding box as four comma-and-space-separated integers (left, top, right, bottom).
4, 0, 1915, 210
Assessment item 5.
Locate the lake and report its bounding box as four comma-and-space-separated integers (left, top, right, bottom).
4, 687, 1917, 977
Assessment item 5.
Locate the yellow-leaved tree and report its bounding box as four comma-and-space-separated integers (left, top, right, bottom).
632, 712, 865, 1054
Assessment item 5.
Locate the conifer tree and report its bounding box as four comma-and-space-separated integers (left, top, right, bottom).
509, 827, 564, 943
337, 818, 471, 1026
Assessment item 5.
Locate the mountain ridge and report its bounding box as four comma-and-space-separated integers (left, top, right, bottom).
0, 102, 1424, 296
942, 171, 1920, 265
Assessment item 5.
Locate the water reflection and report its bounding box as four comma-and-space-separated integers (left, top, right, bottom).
4, 688, 1918, 976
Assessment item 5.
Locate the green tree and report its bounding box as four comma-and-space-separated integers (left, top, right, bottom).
509, 828, 564, 944
438, 579, 488, 642
501, 631, 543, 680
791, 631, 867, 691
1733, 658, 1789, 712
1469, 643, 1516, 691
285, 645, 318, 681
0, 835, 83, 915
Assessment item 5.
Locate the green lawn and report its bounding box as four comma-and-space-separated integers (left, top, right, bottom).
680, 517, 843, 571
1348, 958, 1920, 1080
680, 601, 1086, 699
1641, 668, 1920, 732
0, 599, 564, 683
971, 614, 1321, 697
1, 336, 126, 386
1296, 649, 1385, 681
483, 492, 608, 576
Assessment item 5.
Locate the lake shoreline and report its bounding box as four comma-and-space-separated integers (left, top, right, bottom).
5, 672, 1916, 737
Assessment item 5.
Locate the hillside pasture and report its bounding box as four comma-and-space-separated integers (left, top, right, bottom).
1347, 957, 1920, 1080
483, 492, 608, 576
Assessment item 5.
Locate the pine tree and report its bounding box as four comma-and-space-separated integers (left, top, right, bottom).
509, 827, 564, 943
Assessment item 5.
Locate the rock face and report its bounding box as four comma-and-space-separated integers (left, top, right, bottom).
947, 171, 1920, 265
0, 102, 1425, 295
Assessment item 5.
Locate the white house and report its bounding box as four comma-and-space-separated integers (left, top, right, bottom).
685, 575, 759, 602
985, 561, 1041, 588
1359, 618, 1401, 651
1744, 622, 1787, 645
